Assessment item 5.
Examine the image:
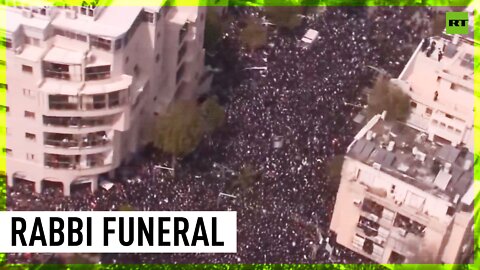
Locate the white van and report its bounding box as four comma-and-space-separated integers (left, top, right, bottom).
299, 29, 319, 49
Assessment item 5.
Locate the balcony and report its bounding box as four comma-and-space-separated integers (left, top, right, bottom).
48, 90, 128, 112
85, 65, 111, 81
44, 131, 110, 149
43, 116, 115, 129
44, 152, 111, 171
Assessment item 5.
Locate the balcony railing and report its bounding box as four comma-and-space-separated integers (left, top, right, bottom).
49, 102, 78, 110
43, 116, 113, 128
44, 135, 110, 149
45, 160, 78, 170
44, 69, 71, 80
85, 71, 111, 81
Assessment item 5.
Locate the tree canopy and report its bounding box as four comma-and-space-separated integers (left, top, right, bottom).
153, 97, 225, 165
367, 75, 410, 122
264, 4, 302, 31
239, 17, 268, 51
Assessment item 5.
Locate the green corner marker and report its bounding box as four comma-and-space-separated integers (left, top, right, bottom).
446, 12, 469, 34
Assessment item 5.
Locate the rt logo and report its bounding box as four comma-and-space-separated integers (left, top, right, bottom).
446, 12, 469, 34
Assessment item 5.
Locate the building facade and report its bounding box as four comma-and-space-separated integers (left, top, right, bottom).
393, 29, 476, 152
2, 3, 212, 195
330, 114, 475, 263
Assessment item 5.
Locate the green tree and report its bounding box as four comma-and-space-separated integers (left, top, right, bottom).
201, 96, 226, 134
367, 75, 410, 122
264, 5, 302, 31
154, 101, 205, 168
118, 204, 135, 211
239, 17, 267, 51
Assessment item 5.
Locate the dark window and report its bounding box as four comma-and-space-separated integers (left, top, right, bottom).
143, 11, 155, 23
445, 113, 454, 119
24, 111, 35, 118
155, 54, 160, 63
0, 105, 8, 113
410, 101, 417, 108
3, 148, 12, 155
0, 83, 7, 91
426, 108, 432, 115
133, 65, 140, 76
114, 39, 122, 50
25, 133, 36, 140
90, 36, 111, 51
446, 206, 455, 216
22, 65, 33, 73
108, 91, 121, 108
85, 65, 111, 81
1, 37, 12, 49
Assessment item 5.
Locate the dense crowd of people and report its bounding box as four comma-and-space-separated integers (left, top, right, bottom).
7, 6, 438, 264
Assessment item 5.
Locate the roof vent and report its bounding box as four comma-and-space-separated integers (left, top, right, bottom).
463, 159, 472, 170
444, 162, 452, 173
387, 141, 395, 152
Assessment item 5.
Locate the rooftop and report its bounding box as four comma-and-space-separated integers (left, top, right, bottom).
397, 35, 474, 119
347, 115, 474, 205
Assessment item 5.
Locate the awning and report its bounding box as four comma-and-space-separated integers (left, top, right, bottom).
44, 47, 84, 65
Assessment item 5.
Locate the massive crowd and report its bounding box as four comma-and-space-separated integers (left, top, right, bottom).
7, 6, 438, 264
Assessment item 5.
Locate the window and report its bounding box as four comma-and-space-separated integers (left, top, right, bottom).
133, 65, 140, 76
455, 129, 462, 134
22, 65, 33, 73
49, 95, 79, 110
426, 108, 432, 116
0, 83, 7, 91
85, 65, 111, 81
432, 119, 438, 125
447, 126, 454, 131
445, 113, 454, 119
3, 148, 12, 155
44, 62, 70, 80
90, 36, 111, 51
155, 54, 160, 63
125, 56, 129, 64
24, 111, 35, 118
157, 31, 161, 40
410, 101, 417, 108
25, 133, 36, 140
108, 91, 121, 108
26, 153, 35, 160
26, 37, 40, 46
440, 122, 446, 128
23, 88, 34, 97
0, 105, 8, 113
143, 11, 155, 23
446, 206, 455, 216
114, 39, 122, 51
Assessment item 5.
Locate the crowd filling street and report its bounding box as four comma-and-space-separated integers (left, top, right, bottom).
7, 6, 439, 264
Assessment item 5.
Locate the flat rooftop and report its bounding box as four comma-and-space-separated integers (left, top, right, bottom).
347, 116, 474, 204
397, 35, 474, 119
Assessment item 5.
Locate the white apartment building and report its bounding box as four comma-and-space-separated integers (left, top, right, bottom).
2, 2, 212, 196
330, 114, 475, 263
392, 25, 476, 152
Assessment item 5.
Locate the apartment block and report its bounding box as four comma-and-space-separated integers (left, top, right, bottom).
392, 26, 476, 152
330, 113, 475, 263
2, 2, 212, 196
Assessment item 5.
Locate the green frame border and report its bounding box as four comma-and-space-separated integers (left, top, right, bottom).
0, 0, 479, 269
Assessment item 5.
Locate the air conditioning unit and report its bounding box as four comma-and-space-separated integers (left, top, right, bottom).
66, 10, 77, 19
22, 10, 33, 18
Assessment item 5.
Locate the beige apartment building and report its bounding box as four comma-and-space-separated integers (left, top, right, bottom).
392, 22, 476, 152
330, 113, 475, 263
2, 2, 212, 195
